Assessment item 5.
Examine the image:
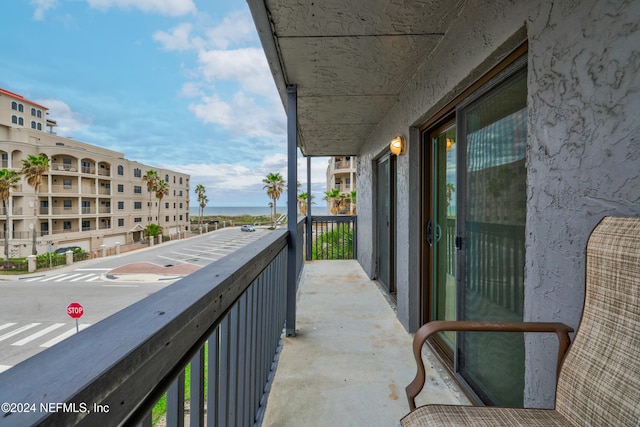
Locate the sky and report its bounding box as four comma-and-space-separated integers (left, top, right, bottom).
0, 0, 329, 207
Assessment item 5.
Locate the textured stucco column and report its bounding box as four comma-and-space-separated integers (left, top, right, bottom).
27, 255, 36, 273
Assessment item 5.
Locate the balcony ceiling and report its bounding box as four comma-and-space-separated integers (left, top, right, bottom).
248, 0, 462, 156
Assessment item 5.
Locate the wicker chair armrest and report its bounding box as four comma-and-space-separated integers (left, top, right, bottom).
406, 320, 574, 411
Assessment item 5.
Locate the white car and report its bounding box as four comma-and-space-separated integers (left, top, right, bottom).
241, 225, 255, 232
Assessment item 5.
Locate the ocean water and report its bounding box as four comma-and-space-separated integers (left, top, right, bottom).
190, 206, 286, 217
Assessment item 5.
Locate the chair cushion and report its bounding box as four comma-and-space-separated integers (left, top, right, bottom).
400, 405, 574, 427
555, 217, 640, 426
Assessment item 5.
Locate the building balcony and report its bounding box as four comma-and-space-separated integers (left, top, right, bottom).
0, 218, 464, 426
0, 207, 23, 216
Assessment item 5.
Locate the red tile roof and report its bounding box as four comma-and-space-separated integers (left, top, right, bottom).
0, 87, 49, 110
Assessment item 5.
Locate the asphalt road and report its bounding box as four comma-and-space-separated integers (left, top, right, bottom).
0, 226, 269, 371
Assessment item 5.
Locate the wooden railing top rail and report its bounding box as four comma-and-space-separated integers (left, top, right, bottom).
0, 229, 289, 427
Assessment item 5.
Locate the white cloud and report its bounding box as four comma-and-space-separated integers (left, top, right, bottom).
31, 0, 57, 20
85, 0, 196, 16
188, 91, 285, 138
153, 23, 198, 51
205, 10, 256, 49
35, 99, 92, 135
197, 47, 273, 97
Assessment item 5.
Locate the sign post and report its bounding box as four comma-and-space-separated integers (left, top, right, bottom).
67, 302, 84, 333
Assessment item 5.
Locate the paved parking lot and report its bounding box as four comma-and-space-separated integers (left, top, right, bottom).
150, 226, 270, 267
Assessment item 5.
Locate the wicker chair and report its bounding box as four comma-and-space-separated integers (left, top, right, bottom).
402, 216, 640, 427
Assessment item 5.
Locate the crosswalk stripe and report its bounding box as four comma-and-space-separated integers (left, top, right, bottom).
11, 323, 66, 346
70, 274, 97, 282
0, 365, 12, 373
0, 323, 41, 342
86, 276, 101, 282
40, 324, 91, 348
40, 274, 68, 282
0, 323, 17, 332
55, 273, 82, 282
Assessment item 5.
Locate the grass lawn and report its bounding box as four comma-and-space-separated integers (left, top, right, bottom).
152, 344, 208, 425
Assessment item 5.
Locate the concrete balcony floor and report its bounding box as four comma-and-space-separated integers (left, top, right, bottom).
263, 260, 470, 426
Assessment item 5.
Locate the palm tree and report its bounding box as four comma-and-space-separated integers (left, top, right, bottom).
194, 184, 206, 230
323, 188, 343, 215
347, 190, 357, 215
297, 192, 315, 215
155, 179, 170, 230
199, 195, 208, 230
262, 172, 285, 227
142, 170, 158, 223
21, 154, 50, 255
0, 169, 21, 260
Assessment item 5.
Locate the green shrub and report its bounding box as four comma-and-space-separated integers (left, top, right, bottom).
312, 224, 354, 260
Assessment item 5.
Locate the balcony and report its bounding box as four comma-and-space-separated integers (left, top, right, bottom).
0, 217, 465, 426
262, 260, 467, 425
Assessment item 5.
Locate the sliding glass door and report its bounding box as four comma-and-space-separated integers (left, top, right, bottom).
457, 68, 528, 407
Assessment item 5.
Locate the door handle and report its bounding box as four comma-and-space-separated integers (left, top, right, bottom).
426, 220, 433, 246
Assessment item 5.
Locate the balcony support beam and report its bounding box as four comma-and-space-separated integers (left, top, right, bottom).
286, 84, 297, 337
306, 156, 312, 260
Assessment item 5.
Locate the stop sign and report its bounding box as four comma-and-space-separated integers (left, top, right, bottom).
67, 302, 84, 319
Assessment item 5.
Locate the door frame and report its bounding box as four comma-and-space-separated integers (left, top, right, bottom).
375, 153, 396, 299
420, 115, 456, 363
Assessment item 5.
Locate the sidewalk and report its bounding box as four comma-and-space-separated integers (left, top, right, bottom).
262, 260, 469, 426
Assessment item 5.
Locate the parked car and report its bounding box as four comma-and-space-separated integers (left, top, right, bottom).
54, 246, 82, 254
241, 225, 255, 232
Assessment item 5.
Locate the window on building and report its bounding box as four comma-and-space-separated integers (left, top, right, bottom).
63, 200, 72, 210
11, 101, 17, 110
118, 218, 124, 227
134, 168, 141, 178
179, 203, 183, 208
134, 186, 142, 194
173, 176, 176, 183
81, 161, 91, 173
30, 121, 36, 129
63, 179, 72, 189
165, 216, 170, 222
40, 222, 49, 234
118, 201, 124, 210
37, 123, 42, 131
11, 115, 17, 124
134, 217, 142, 223
165, 202, 169, 209
82, 221, 91, 231
118, 184, 124, 193
63, 221, 72, 230
37, 110, 42, 118
18, 118, 24, 126
18, 104, 24, 112
179, 177, 183, 184
165, 174, 169, 182
134, 201, 142, 209
117, 165, 124, 175
179, 190, 183, 196
31, 108, 36, 116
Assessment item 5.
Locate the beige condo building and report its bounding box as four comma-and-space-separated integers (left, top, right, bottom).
325, 156, 356, 214
0, 88, 190, 257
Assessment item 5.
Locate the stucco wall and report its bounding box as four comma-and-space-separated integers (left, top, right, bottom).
356, 0, 639, 409
524, 0, 640, 408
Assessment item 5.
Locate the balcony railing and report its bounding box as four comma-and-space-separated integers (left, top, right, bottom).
306, 215, 357, 260
0, 207, 23, 215
0, 224, 303, 426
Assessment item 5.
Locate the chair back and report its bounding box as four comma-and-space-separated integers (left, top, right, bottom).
555, 217, 640, 426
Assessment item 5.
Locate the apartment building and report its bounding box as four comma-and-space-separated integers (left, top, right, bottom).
325, 156, 356, 214
0, 88, 190, 257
